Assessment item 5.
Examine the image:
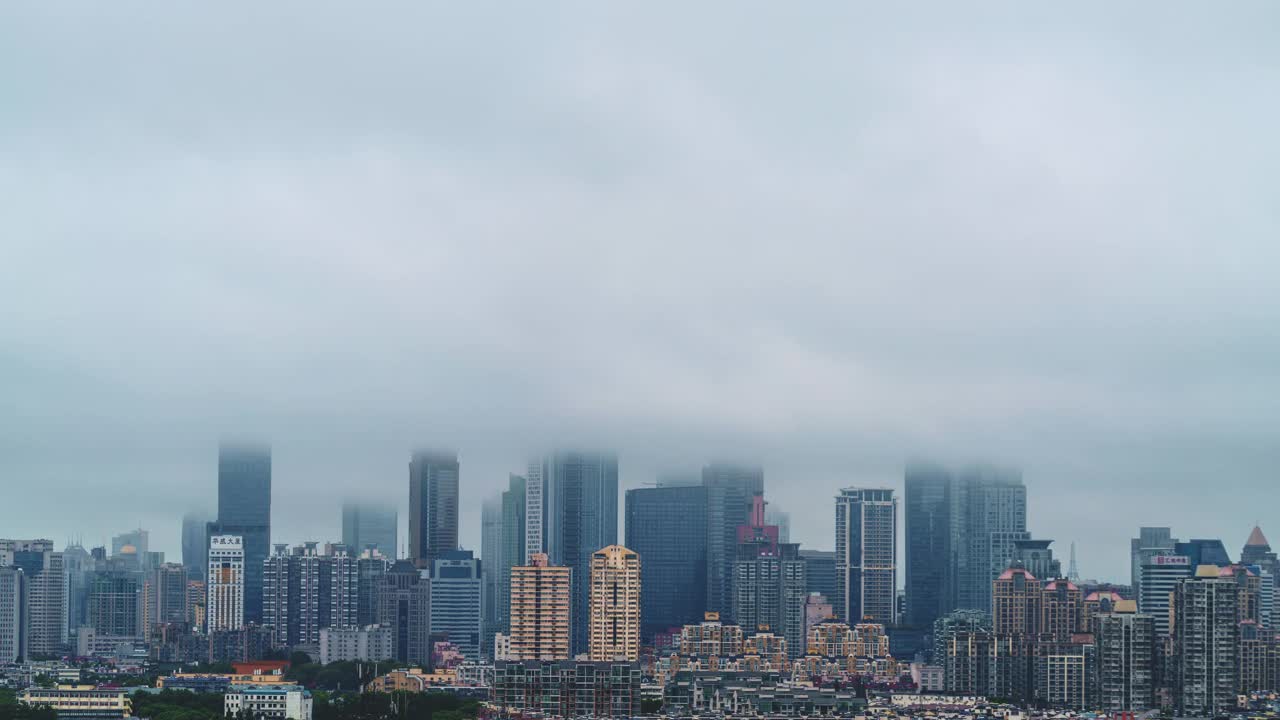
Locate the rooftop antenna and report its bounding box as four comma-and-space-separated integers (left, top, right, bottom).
1068, 542, 1080, 583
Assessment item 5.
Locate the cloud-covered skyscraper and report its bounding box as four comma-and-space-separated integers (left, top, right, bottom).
530, 451, 619, 655
207, 444, 271, 624
408, 450, 459, 569
342, 501, 398, 558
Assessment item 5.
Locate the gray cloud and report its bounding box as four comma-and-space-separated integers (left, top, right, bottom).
2, 2, 1279, 581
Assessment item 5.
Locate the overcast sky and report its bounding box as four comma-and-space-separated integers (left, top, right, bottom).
3, 3, 1279, 583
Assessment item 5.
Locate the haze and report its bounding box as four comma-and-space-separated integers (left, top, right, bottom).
2, 2, 1279, 582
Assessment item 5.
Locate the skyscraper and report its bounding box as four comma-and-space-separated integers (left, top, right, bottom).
904, 464, 952, 629
408, 450, 460, 569
207, 444, 271, 624
206, 534, 245, 632
624, 483, 708, 641
508, 553, 571, 661
588, 545, 641, 661
0, 540, 66, 655
1175, 538, 1232, 567
800, 550, 838, 607
342, 502, 398, 557
731, 496, 807, 657
499, 474, 527, 635
904, 464, 1027, 620
430, 550, 483, 661
834, 487, 896, 624
62, 544, 94, 639
702, 463, 763, 621
1172, 568, 1239, 717
181, 511, 213, 581
377, 560, 432, 664
0, 567, 27, 663
1130, 527, 1176, 595
1138, 554, 1192, 637
355, 553, 389, 627
480, 494, 503, 655
954, 468, 1027, 612
534, 451, 619, 654
146, 563, 189, 633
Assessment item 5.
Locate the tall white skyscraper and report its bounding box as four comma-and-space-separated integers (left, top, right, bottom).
207, 535, 245, 632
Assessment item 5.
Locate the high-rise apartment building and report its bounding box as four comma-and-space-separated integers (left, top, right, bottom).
588, 545, 640, 661
0, 567, 27, 663
1040, 579, 1083, 642
624, 483, 708, 641
834, 487, 896, 624
430, 550, 483, 661
377, 560, 431, 664
408, 450, 460, 569
87, 570, 141, 639
355, 553, 389, 627
144, 563, 189, 638
530, 451, 619, 654
262, 543, 359, 650
1092, 600, 1155, 712
207, 535, 245, 632
702, 463, 763, 621
1172, 568, 1239, 717
0, 540, 67, 655
181, 511, 213, 581
342, 502, 398, 558
732, 495, 808, 657
992, 566, 1041, 636
207, 444, 271, 624
508, 553, 571, 661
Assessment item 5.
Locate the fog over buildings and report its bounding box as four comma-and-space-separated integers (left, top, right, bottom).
2, 2, 1280, 584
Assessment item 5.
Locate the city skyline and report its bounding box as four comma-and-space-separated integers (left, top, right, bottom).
2, 443, 1275, 588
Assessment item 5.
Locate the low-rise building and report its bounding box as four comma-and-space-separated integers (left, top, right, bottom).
491, 661, 641, 718
318, 625, 393, 665
223, 685, 312, 720
664, 670, 864, 717
365, 667, 458, 692
18, 685, 132, 719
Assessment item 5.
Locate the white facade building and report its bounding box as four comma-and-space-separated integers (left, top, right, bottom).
207, 535, 245, 631
224, 685, 312, 720
318, 625, 393, 665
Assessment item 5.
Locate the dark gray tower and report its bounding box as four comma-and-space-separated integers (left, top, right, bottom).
701, 463, 764, 621
904, 464, 952, 628
540, 451, 619, 655
207, 443, 271, 624
408, 451, 460, 570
